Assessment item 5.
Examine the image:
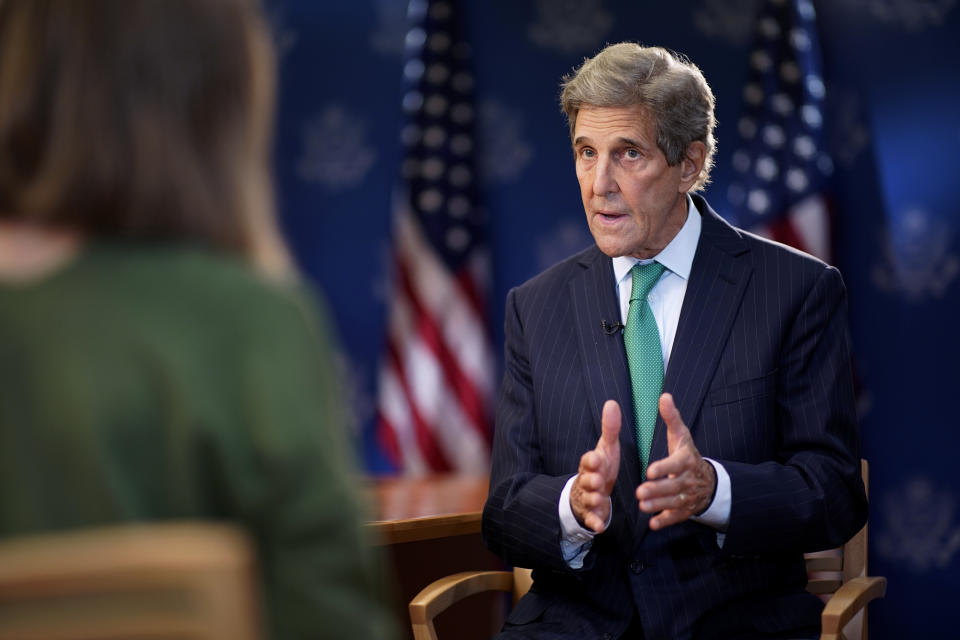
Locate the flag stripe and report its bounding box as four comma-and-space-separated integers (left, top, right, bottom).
395, 209, 494, 396
787, 194, 831, 261
395, 254, 489, 440
375, 0, 493, 473
375, 411, 406, 473
385, 338, 453, 471
456, 263, 488, 319
382, 266, 491, 471
377, 365, 428, 473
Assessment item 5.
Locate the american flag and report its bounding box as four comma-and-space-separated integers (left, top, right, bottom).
726, 0, 834, 262
375, 0, 494, 474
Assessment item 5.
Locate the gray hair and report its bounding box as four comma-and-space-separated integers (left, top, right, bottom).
560, 42, 717, 191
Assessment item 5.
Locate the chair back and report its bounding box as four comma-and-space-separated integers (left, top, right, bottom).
804, 458, 871, 640
0, 522, 262, 640
511, 567, 532, 604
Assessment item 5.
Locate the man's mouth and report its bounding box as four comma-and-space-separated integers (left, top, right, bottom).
596, 211, 625, 222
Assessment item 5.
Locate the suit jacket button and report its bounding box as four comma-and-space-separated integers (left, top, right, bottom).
629, 561, 644, 573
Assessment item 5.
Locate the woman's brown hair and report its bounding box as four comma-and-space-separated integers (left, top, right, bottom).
0, 0, 291, 276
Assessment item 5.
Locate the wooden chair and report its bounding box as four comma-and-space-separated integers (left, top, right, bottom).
0, 522, 262, 640
410, 460, 886, 640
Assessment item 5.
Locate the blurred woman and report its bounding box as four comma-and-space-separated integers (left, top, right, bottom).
0, 1, 396, 637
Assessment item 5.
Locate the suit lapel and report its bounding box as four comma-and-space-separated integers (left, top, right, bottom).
649, 197, 753, 464
568, 247, 644, 535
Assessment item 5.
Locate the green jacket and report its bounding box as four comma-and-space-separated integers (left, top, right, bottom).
0, 242, 397, 639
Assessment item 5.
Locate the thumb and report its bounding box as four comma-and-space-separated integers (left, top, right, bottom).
659, 393, 689, 452
599, 399, 622, 450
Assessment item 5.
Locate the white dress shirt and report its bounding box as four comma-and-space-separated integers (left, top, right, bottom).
559, 196, 731, 567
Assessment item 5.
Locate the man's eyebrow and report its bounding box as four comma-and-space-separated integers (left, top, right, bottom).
618, 137, 644, 148
572, 136, 647, 148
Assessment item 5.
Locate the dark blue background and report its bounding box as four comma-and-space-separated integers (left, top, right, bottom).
267, 1, 960, 636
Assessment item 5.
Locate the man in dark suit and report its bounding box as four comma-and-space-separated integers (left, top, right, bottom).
481, 43, 868, 640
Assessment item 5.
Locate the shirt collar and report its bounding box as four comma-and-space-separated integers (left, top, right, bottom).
612, 194, 702, 284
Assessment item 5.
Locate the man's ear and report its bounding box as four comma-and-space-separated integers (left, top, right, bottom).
679, 141, 706, 191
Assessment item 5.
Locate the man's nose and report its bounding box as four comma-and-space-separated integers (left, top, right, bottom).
593, 156, 618, 196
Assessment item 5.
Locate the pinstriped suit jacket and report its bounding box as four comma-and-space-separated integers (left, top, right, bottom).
481, 196, 868, 640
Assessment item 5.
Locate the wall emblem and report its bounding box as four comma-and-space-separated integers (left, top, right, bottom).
537, 221, 594, 273
876, 476, 960, 571
335, 350, 374, 437
297, 106, 377, 192
479, 99, 533, 185
827, 88, 871, 169
693, 0, 764, 46
528, 0, 613, 55
872, 207, 958, 300
839, 0, 957, 31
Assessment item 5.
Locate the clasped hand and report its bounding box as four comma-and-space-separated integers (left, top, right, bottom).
570, 394, 717, 533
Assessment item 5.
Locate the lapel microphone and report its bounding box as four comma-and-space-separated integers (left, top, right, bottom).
601, 319, 624, 335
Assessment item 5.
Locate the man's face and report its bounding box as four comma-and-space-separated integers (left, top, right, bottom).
574, 105, 694, 260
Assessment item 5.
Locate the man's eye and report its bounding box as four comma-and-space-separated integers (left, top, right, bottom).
624, 149, 641, 159
580, 148, 595, 159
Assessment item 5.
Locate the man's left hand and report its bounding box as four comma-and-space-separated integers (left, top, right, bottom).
635, 393, 717, 530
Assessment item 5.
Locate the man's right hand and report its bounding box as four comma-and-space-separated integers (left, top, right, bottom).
570, 399, 621, 533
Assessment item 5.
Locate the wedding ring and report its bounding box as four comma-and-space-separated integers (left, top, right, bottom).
678, 493, 687, 504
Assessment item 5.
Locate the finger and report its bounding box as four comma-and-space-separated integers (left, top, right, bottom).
638, 492, 690, 514
645, 449, 696, 480
584, 512, 607, 534
649, 508, 689, 530
599, 400, 621, 449
659, 393, 690, 451
571, 476, 603, 528
635, 476, 686, 501
579, 470, 607, 492
580, 489, 608, 509
579, 449, 603, 474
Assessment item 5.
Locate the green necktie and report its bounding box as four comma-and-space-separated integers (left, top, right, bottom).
623, 261, 666, 478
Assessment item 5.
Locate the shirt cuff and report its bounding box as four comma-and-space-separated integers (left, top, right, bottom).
558, 474, 611, 568
690, 458, 731, 532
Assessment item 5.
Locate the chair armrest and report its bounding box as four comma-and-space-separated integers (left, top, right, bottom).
820, 576, 888, 639
409, 570, 513, 640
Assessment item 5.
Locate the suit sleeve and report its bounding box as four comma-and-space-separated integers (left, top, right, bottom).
481, 287, 581, 572
720, 265, 868, 556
